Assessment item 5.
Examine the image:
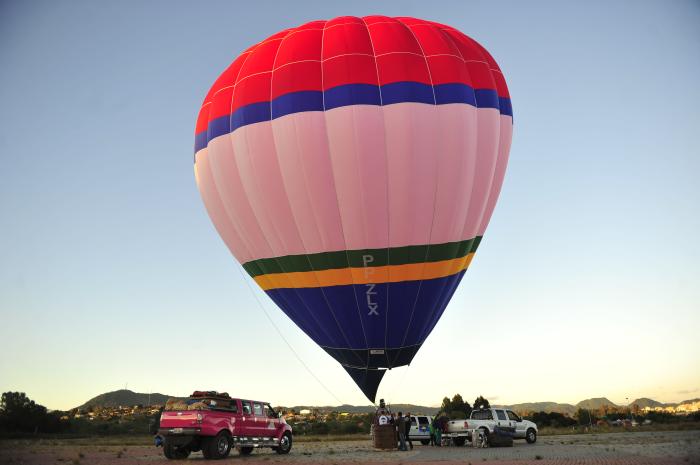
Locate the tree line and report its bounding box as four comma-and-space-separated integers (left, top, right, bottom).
0, 392, 67, 434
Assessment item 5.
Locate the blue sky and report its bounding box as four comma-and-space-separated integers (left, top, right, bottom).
1, 0, 699, 411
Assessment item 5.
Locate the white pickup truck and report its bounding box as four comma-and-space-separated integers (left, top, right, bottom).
444, 408, 538, 445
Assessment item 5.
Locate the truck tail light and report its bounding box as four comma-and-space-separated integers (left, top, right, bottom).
196, 413, 203, 424
464, 421, 469, 428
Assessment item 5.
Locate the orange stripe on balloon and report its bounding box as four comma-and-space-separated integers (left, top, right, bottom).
253, 253, 474, 291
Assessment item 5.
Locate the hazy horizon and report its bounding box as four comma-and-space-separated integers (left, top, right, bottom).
1, 0, 699, 412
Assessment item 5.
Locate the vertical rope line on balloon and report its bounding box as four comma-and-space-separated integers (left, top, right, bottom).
234, 262, 344, 405
226, 32, 342, 349
359, 16, 392, 368
455, 31, 505, 238
465, 36, 510, 241
318, 19, 372, 363
267, 23, 367, 369
390, 18, 442, 368
409, 25, 475, 344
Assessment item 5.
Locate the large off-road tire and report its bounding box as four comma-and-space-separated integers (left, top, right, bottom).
452, 437, 466, 447
163, 443, 190, 460
420, 439, 430, 445
526, 428, 537, 444
239, 446, 254, 456
276, 432, 292, 454
202, 432, 231, 460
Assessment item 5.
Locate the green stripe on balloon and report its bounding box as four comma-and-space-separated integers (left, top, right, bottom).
242, 236, 482, 278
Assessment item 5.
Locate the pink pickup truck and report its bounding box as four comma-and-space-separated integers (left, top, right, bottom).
155, 392, 292, 459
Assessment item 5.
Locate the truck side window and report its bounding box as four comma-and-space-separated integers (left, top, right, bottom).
265, 404, 277, 418
230, 399, 238, 413
506, 410, 521, 422
410, 417, 417, 425
253, 402, 263, 416
242, 401, 252, 415
496, 410, 507, 420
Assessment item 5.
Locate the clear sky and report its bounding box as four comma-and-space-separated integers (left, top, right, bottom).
1, 0, 699, 412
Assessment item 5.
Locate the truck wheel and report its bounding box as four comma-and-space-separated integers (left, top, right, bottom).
478, 427, 489, 445
239, 446, 254, 456
526, 428, 537, 444
163, 444, 190, 460
203, 432, 231, 459
420, 439, 430, 445
452, 437, 466, 447
276, 432, 292, 454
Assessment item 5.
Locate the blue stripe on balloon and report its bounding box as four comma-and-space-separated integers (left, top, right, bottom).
474, 88, 500, 110
207, 114, 231, 142
499, 97, 513, 120
194, 131, 208, 154
271, 90, 324, 119
434, 83, 477, 106
195, 83, 512, 153
231, 101, 271, 131
324, 83, 381, 109
381, 81, 435, 105
265, 270, 465, 351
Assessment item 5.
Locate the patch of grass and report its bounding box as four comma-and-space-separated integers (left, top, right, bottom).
71, 459, 80, 465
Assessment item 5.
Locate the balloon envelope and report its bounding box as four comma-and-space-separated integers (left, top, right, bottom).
194, 16, 512, 402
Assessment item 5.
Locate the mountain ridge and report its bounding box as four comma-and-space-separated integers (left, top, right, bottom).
72, 390, 699, 414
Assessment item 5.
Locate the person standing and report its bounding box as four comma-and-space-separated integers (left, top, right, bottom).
397, 412, 407, 451
404, 412, 413, 450
433, 416, 442, 446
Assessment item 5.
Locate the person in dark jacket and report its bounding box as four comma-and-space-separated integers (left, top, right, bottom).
404, 412, 413, 450
397, 412, 407, 451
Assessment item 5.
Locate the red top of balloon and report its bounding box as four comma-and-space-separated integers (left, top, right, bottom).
195, 16, 510, 150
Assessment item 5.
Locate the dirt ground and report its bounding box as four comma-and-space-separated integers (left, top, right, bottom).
1, 429, 699, 465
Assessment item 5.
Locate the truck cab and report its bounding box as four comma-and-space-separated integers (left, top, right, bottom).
156, 391, 293, 460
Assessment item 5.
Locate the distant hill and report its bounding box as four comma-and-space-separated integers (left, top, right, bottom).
288, 403, 439, 415
501, 402, 577, 416
74, 390, 694, 416
576, 397, 618, 410
630, 397, 665, 409
76, 389, 174, 410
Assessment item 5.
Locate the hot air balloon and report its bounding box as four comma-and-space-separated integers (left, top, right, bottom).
193, 16, 512, 402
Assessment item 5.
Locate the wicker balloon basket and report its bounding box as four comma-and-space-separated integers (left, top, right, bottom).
373, 424, 397, 450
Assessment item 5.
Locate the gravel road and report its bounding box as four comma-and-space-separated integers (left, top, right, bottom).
1, 429, 698, 465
